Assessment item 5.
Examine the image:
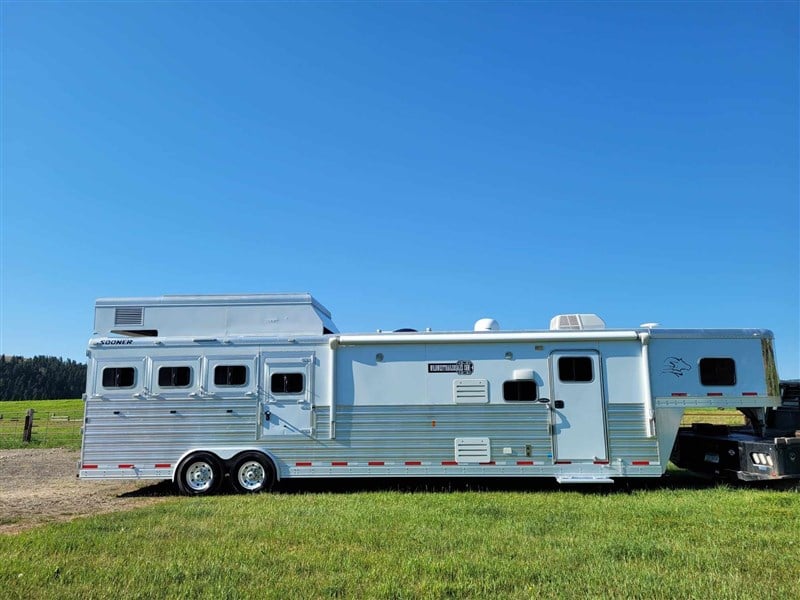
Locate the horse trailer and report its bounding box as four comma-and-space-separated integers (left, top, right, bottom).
79, 293, 790, 494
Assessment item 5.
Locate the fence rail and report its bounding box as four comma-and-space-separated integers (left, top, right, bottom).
0, 406, 84, 450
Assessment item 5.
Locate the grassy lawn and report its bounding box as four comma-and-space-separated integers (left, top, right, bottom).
0, 399, 83, 450
1, 403, 797, 597
1, 484, 798, 599
681, 408, 746, 426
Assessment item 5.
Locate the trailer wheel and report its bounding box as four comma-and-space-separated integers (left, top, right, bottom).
176, 452, 222, 496
230, 452, 275, 494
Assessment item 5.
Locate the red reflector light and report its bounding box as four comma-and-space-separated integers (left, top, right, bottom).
331, 461, 348, 466
441, 461, 458, 466
295, 462, 312, 467
632, 461, 650, 466
82, 464, 98, 469
707, 393, 723, 397
593, 460, 609, 465
404, 461, 422, 466
368, 461, 385, 466
671, 393, 688, 397
516, 460, 534, 466
555, 460, 571, 465
118, 464, 134, 469
481, 461, 496, 466
742, 392, 758, 396
155, 463, 171, 468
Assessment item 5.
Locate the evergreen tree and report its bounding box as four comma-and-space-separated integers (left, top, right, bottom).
0, 355, 87, 400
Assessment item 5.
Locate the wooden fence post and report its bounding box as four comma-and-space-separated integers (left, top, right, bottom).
22, 408, 34, 443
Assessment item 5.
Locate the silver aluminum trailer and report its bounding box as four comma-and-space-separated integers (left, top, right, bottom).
79, 293, 782, 494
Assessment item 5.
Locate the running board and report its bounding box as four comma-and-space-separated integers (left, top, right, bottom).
556, 476, 615, 484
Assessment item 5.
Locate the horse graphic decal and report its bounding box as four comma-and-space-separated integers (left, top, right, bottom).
662, 357, 692, 377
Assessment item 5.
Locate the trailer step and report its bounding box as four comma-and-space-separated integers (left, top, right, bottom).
556, 476, 615, 484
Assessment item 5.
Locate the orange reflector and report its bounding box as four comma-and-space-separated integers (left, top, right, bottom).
516, 460, 534, 466
368, 461, 385, 466
295, 462, 312, 467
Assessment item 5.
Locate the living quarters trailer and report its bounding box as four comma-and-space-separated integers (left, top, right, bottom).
80, 293, 785, 494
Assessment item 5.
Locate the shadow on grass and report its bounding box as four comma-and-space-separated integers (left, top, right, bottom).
118, 466, 798, 499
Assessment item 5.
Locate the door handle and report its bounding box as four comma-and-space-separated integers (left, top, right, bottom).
554, 400, 565, 409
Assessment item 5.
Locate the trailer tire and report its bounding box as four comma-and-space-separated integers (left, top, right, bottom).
176, 452, 223, 496
230, 452, 275, 494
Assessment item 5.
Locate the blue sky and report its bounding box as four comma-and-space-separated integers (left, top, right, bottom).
1, 2, 798, 377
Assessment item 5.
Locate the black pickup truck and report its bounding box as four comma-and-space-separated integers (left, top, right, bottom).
671, 380, 800, 481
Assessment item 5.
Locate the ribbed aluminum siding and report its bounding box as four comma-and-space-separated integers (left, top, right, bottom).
298, 405, 551, 463
83, 401, 553, 466
606, 403, 660, 463
82, 398, 259, 464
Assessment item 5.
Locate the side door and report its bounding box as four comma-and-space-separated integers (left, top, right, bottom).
550, 351, 607, 462
259, 353, 314, 437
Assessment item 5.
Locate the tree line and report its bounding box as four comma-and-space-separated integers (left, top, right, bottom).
0, 355, 87, 401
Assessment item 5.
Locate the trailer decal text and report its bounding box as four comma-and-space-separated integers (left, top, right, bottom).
428, 361, 474, 375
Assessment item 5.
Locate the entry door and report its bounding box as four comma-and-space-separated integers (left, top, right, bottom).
550, 351, 607, 462
259, 354, 314, 437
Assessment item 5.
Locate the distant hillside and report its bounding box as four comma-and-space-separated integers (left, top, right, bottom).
0, 355, 87, 401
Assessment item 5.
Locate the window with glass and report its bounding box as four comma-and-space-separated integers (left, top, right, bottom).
214, 365, 248, 387
158, 366, 192, 388
271, 373, 304, 394
102, 367, 136, 388
503, 380, 538, 401
699, 358, 736, 386
558, 357, 593, 382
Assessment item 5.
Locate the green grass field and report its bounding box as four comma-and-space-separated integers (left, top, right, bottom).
1, 402, 798, 597
681, 408, 745, 426
0, 399, 83, 450
1, 485, 798, 599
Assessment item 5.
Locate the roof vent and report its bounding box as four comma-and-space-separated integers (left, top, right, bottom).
474, 318, 500, 332
549, 314, 605, 331
114, 307, 144, 326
